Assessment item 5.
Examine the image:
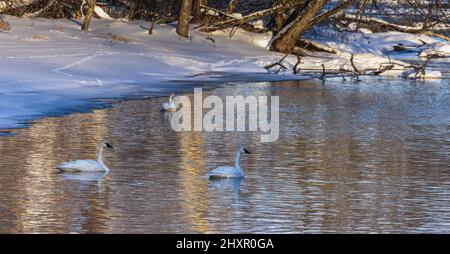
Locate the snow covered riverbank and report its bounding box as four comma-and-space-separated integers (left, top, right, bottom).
0, 16, 448, 130
0, 16, 288, 129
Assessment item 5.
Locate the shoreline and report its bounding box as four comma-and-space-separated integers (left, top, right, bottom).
0, 75, 308, 135
0, 16, 307, 130
2, 68, 449, 136
1, 16, 448, 131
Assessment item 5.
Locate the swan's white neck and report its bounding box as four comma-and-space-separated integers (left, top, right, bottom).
97, 144, 110, 172
235, 151, 243, 170
169, 95, 174, 103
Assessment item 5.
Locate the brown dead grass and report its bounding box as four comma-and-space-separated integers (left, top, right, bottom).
95, 32, 133, 44
51, 26, 65, 32
110, 34, 132, 43
30, 34, 49, 41
0, 17, 11, 31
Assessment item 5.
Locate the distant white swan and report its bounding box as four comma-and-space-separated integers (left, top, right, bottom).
160, 93, 177, 112
57, 140, 114, 172
208, 148, 252, 179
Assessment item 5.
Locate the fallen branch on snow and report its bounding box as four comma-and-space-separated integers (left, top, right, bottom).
194, 5, 265, 34
338, 13, 450, 41
197, 2, 303, 33
264, 54, 289, 74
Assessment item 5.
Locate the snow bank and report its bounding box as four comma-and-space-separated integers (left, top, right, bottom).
419, 42, 450, 58
213, 28, 273, 49
402, 68, 442, 79
0, 16, 294, 129
307, 27, 439, 55
0, 16, 427, 130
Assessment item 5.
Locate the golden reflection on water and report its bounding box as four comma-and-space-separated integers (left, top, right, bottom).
2, 110, 112, 233
177, 130, 212, 233
0, 79, 449, 233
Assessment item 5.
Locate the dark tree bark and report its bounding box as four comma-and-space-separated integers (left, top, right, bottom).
226, 0, 239, 14
81, 0, 96, 31
274, 8, 287, 32
148, 20, 154, 34
270, 0, 330, 53
176, 0, 193, 37
193, 0, 207, 16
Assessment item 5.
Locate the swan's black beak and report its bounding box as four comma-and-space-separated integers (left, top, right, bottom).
106, 143, 114, 149
243, 148, 251, 154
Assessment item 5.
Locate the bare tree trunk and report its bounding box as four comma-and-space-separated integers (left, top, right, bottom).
81, 0, 96, 31
226, 0, 239, 14
270, 0, 329, 53
274, 4, 287, 32
191, 0, 207, 23
272, 0, 304, 34
177, 0, 193, 37
193, 0, 207, 16
148, 20, 154, 34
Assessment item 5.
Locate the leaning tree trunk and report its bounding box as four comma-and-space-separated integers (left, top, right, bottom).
81, 0, 96, 31
274, 11, 286, 32
226, 0, 239, 14
176, 0, 193, 37
272, 0, 298, 34
270, 0, 329, 53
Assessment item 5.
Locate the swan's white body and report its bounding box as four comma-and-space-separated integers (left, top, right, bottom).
208, 148, 251, 179
57, 140, 112, 172
58, 160, 108, 172
160, 94, 177, 112
209, 166, 244, 179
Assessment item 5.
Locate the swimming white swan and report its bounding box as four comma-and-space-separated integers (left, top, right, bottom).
57, 140, 113, 172
208, 148, 252, 179
160, 93, 177, 112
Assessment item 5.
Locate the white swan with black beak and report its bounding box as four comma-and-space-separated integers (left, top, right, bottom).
57, 140, 114, 172
160, 93, 177, 112
208, 147, 252, 179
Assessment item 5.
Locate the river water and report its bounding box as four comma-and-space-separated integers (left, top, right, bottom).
0, 77, 449, 233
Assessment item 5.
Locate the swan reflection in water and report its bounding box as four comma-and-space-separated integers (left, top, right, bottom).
208, 177, 243, 193
57, 171, 110, 189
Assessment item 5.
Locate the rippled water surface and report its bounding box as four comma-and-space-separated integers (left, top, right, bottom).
0, 78, 449, 233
